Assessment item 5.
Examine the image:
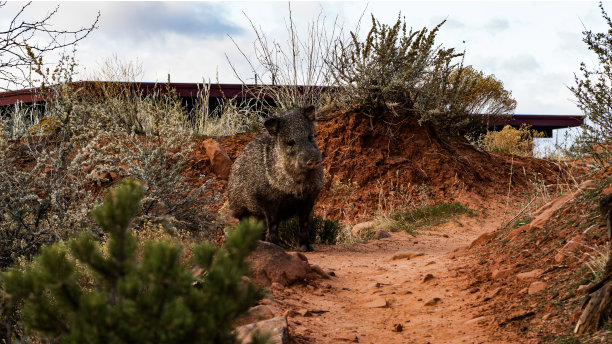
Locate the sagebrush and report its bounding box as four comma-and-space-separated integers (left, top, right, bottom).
570, 2, 612, 166
328, 15, 516, 136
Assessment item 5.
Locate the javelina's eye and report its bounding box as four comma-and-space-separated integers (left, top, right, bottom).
287, 140, 295, 147
308, 135, 314, 142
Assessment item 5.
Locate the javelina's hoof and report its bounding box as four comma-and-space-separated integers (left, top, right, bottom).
300, 244, 315, 252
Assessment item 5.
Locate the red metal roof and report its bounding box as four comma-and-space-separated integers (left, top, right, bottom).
492, 114, 584, 129
0, 82, 271, 106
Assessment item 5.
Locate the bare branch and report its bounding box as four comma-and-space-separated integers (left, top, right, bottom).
0, 2, 99, 90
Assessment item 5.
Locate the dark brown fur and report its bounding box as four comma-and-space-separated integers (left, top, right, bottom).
227, 106, 324, 251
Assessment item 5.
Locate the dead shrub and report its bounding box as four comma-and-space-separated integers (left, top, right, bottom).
480, 124, 545, 157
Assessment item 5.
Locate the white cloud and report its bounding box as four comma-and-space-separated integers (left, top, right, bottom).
500, 54, 541, 74
484, 18, 510, 35
2, 1, 611, 116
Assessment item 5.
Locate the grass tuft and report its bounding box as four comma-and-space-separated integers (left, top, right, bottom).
375, 202, 474, 234
277, 215, 341, 248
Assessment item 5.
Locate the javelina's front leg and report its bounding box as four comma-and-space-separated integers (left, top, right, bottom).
264, 212, 280, 245
298, 210, 314, 252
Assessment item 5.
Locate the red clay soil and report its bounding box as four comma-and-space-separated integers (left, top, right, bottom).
185, 112, 604, 343
463, 170, 612, 344
272, 211, 512, 344
314, 113, 575, 223
190, 113, 575, 225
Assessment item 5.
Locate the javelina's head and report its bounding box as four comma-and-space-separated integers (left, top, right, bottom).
264, 105, 322, 176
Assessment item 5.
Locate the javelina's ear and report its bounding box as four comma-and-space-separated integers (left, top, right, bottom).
264, 117, 280, 136
303, 105, 316, 122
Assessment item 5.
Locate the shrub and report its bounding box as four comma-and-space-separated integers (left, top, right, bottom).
86, 132, 221, 236
328, 15, 516, 137
0, 56, 224, 270
277, 215, 341, 248
570, 2, 612, 166
480, 124, 545, 157
228, 4, 337, 112
0, 119, 96, 270
1, 180, 266, 344
0, 125, 221, 270
190, 83, 263, 137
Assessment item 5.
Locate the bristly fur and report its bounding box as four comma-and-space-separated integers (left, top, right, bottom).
227, 106, 323, 252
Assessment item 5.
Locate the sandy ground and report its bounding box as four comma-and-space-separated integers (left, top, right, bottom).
265, 207, 515, 344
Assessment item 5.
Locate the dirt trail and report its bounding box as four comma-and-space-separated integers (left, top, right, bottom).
272, 206, 513, 344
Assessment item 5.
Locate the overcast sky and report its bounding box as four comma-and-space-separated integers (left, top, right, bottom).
1, 1, 610, 116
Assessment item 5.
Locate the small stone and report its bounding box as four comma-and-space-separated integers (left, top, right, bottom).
426, 261, 436, 266
516, 269, 543, 281
297, 308, 311, 317
375, 230, 392, 239
554, 252, 566, 263
542, 313, 552, 320
491, 268, 513, 280
329, 271, 336, 277
235, 316, 288, 344
311, 264, 330, 279
248, 305, 276, 320
442, 234, 449, 238
484, 287, 502, 301
504, 310, 535, 323
391, 252, 424, 260
364, 297, 388, 308
352, 221, 375, 236
259, 298, 276, 305
465, 316, 487, 325
203, 139, 232, 180
271, 282, 285, 290
393, 323, 403, 332
469, 232, 494, 248
424, 297, 441, 306
282, 309, 299, 317
577, 284, 590, 295
422, 273, 435, 283
528, 281, 547, 295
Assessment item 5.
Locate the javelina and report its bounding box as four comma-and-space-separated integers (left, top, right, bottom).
227, 105, 324, 252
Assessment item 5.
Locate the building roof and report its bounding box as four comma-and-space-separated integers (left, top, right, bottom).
0, 82, 585, 136
0, 82, 266, 106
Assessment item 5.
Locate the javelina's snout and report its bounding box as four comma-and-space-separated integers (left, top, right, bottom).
306, 158, 322, 169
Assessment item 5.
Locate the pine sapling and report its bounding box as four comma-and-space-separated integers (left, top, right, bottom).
1, 179, 267, 344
